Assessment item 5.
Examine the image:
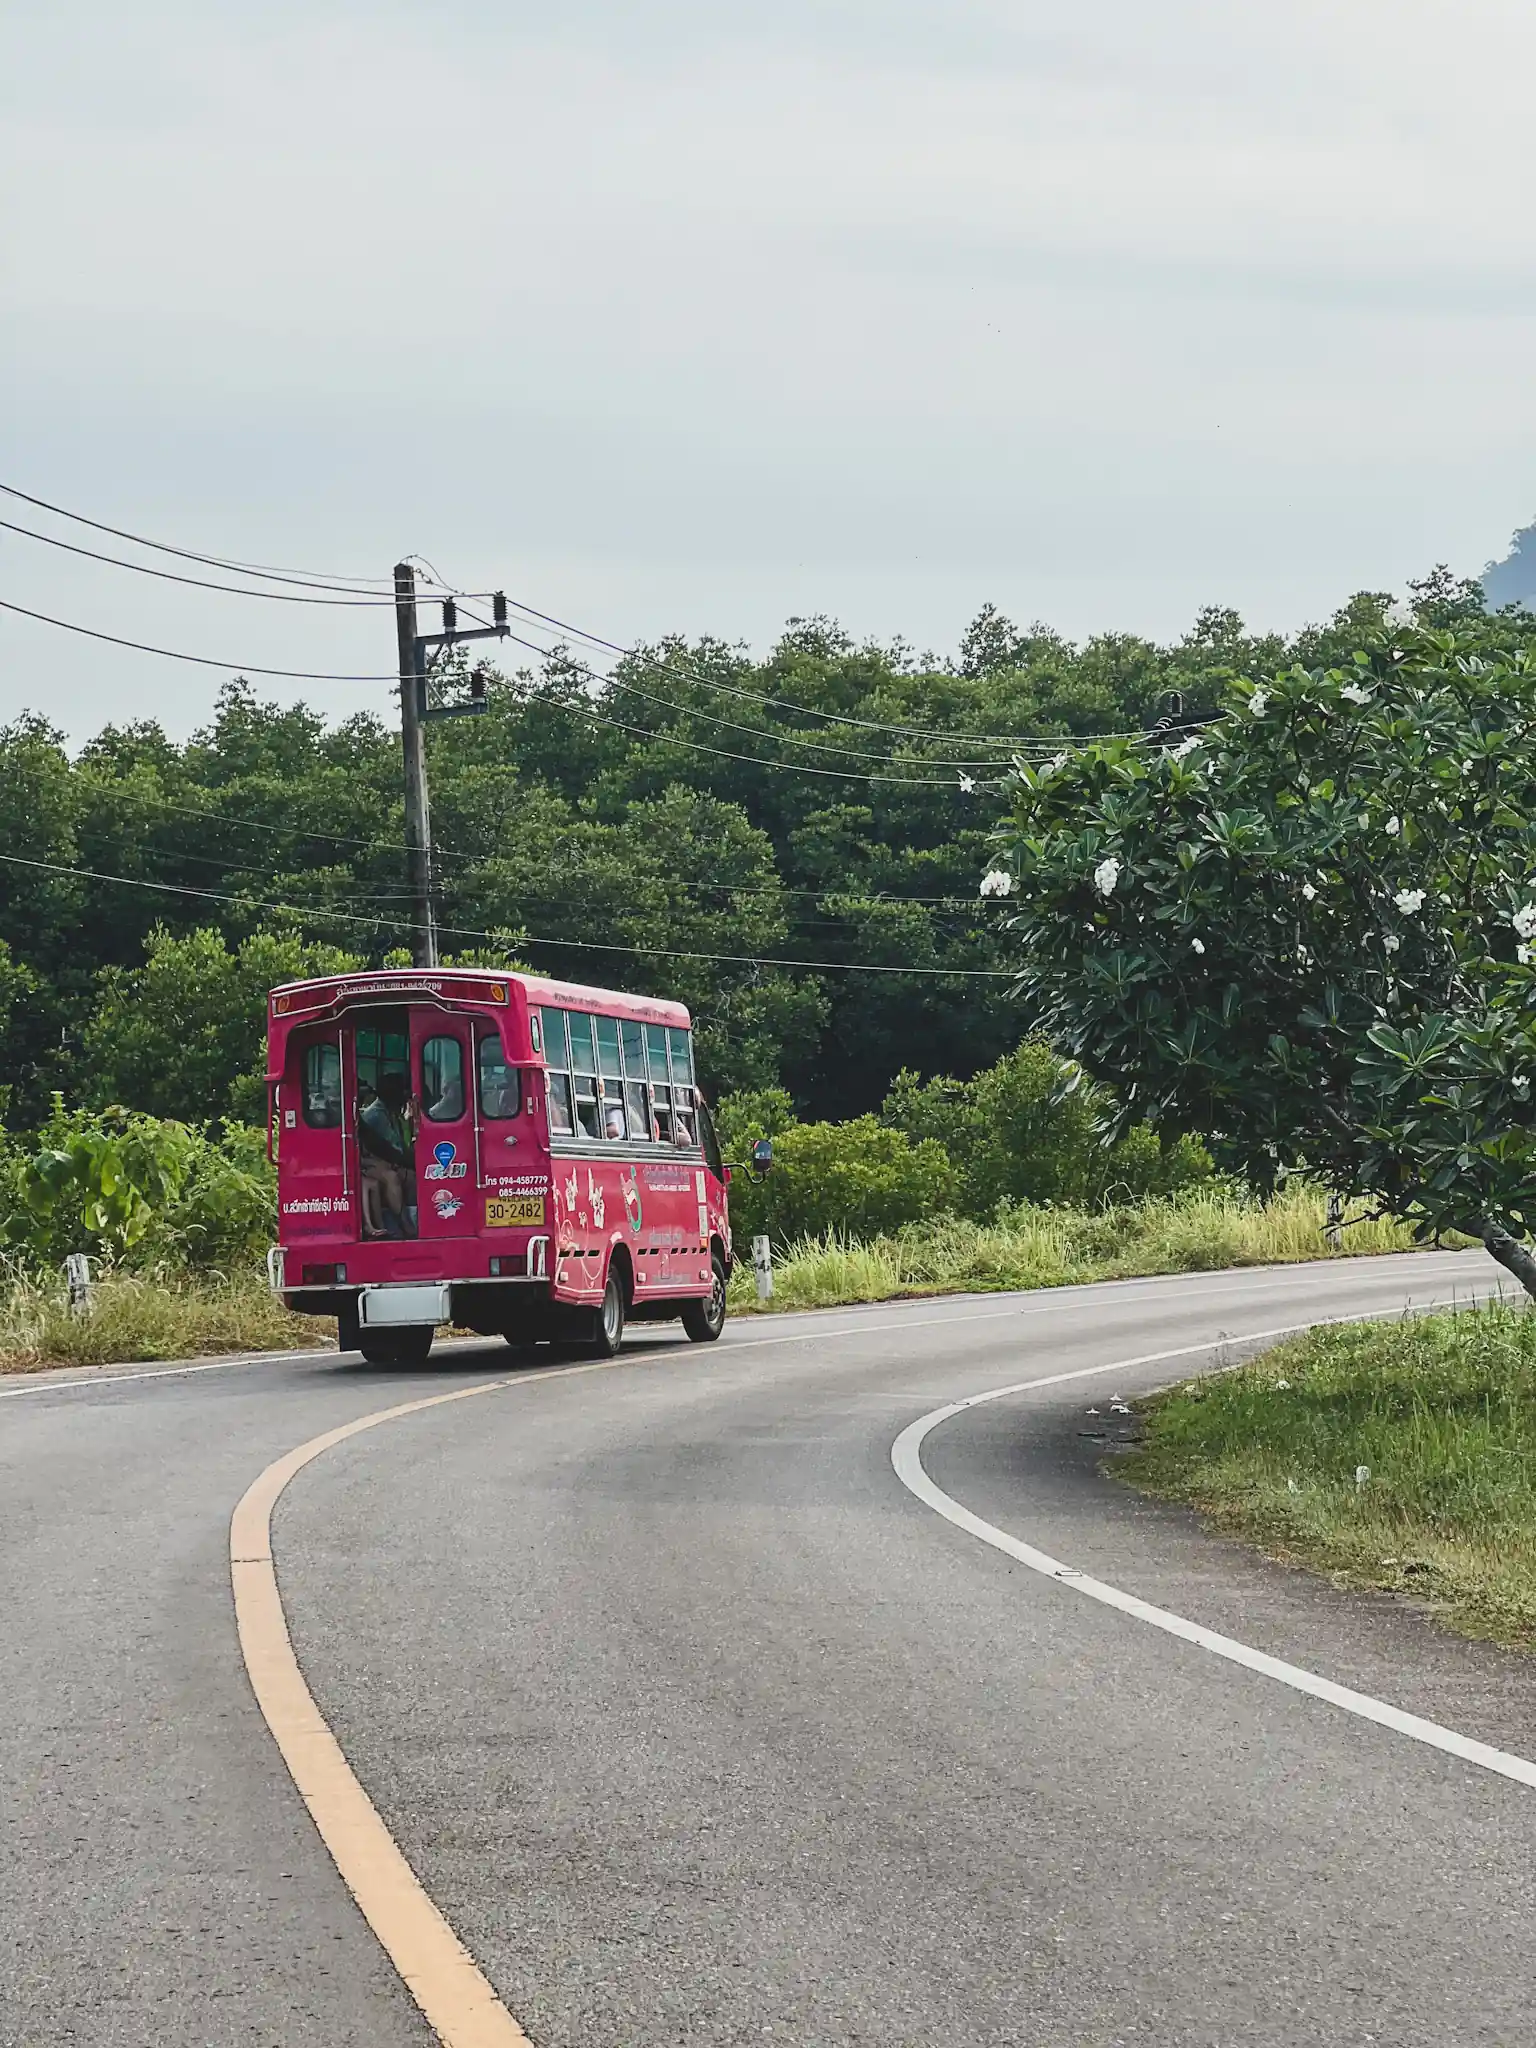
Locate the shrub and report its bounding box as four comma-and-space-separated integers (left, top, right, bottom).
882, 1040, 1212, 1217
0, 1101, 275, 1272
725, 1114, 954, 1243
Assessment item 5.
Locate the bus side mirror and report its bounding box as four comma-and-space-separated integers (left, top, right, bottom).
751, 1138, 774, 1175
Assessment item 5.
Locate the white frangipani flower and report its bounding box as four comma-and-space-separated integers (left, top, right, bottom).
958, 773, 976, 794
1383, 932, 1401, 953
1092, 855, 1121, 898
1191, 938, 1205, 955
1170, 734, 1203, 760
1513, 1075, 1531, 1098
1394, 888, 1425, 915
1340, 682, 1372, 706
1302, 882, 1317, 901
979, 869, 1013, 899
1512, 904, 1536, 941
1384, 815, 1402, 837
1383, 598, 1417, 631
1248, 688, 1270, 717
1519, 944, 1535, 966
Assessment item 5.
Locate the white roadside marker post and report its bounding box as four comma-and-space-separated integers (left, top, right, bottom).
65, 1253, 93, 1316
752, 1235, 774, 1302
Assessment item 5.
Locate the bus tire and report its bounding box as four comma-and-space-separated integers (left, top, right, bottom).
357, 1327, 434, 1367
589, 1269, 627, 1358
681, 1253, 728, 1343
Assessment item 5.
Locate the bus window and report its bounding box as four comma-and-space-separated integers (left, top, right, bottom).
421, 1036, 465, 1122
547, 1071, 575, 1136
667, 1027, 694, 1087
477, 1035, 521, 1120
671, 1088, 696, 1148
698, 1095, 725, 1178
595, 1014, 623, 1082
601, 1080, 628, 1141
620, 1018, 645, 1078
646, 1024, 673, 1141
302, 1041, 342, 1128
355, 1018, 410, 1098
566, 1011, 602, 1139
539, 1006, 568, 1073
624, 1079, 653, 1142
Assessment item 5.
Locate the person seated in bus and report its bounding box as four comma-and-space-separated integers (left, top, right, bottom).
546, 1070, 575, 1137
359, 1073, 416, 1238
603, 1094, 627, 1141
426, 1067, 464, 1121
478, 1042, 519, 1119
671, 1094, 696, 1147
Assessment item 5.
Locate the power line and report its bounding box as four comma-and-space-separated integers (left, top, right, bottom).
501, 638, 1006, 788
0, 481, 395, 592
75, 788, 1000, 903
491, 592, 1182, 752
0, 596, 400, 682
0, 850, 1017, 978
0, 517, 411, 606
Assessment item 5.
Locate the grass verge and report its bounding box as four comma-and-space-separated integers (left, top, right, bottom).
1118, 1300, 1536, 1648
724, 1184, 1424, 1315
0, 1185, 1434, 1374
0, 1264, 323, 1374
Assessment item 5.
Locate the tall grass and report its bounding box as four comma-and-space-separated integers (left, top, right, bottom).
0, 1262, 320, 1373
1122, 1300, 1536, 1645
726, 1184, 1426, 1314
0, 1184, 1437, 1374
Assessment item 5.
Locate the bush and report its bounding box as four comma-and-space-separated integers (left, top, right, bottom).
724, 1114, 955, 1243
0, 1101, 275, 1272
882, 1040, 1213, 1217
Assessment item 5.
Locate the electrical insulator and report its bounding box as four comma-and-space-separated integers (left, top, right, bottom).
493, 591, 508, 628
470, 666, 487, 701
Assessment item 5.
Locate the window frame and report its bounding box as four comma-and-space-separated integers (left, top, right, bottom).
420, 1033, 467, 1124
476, 1033, 522, 1121
301, 1039, 343, 1130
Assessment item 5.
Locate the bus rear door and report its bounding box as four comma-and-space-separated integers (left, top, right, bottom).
411, 1011, 476, 1239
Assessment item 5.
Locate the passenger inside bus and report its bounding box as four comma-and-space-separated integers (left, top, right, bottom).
359, 1072, 418, 1238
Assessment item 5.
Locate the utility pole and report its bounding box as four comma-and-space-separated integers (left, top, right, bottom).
394, 561, 437, 968
392, 562, 511, 970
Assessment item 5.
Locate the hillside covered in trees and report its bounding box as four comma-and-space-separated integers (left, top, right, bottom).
0, 571, 1502, 1131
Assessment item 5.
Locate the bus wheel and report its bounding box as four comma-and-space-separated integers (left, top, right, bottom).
681, 1255, 728, 1343
357, 1327, 434, 1367
590, 1270, 627, 1358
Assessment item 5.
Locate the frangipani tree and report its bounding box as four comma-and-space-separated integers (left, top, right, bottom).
988, 616, 1536, 1295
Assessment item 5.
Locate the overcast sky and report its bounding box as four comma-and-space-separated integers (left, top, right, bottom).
4, 0, 1534, 742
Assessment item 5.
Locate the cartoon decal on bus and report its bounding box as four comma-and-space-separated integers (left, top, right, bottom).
266, 969, 733, 1365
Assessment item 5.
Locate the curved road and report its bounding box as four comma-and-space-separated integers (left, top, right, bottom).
6, 1251, 1536, 2046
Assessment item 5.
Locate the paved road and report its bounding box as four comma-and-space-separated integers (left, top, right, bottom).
5, 1252, 1536, 2046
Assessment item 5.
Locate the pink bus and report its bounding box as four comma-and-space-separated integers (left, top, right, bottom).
266, 968, 732, 1364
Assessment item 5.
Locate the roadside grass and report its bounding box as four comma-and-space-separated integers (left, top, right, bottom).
1118, 1300, 1536, 1648
0, 1184, 1434, 1374
0, 1263, 320, 1373
725, 1184, 1424, 1315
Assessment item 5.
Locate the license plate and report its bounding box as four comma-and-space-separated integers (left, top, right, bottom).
485, 1195, 545, 1228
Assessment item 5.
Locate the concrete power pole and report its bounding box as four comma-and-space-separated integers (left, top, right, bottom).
393, 561, 438, 969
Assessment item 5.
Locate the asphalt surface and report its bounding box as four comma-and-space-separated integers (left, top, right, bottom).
5, 1251, 1536, 2046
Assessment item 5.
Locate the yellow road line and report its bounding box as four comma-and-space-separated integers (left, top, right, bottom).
226, 1291, 1209, 2041
230, 1364, 614, 2047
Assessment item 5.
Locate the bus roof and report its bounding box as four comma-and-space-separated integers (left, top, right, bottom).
269, 967, 691, 1028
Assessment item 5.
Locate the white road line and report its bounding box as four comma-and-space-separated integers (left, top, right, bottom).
0, 1253, 1491, 1407
891, 1316, 1536, 1794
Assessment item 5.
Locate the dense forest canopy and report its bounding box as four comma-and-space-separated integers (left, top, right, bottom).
0, 571, 1501, 1130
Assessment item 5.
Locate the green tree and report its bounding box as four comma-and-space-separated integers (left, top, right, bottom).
83, 926, 363, 1124
992, 614, 1536, 1294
